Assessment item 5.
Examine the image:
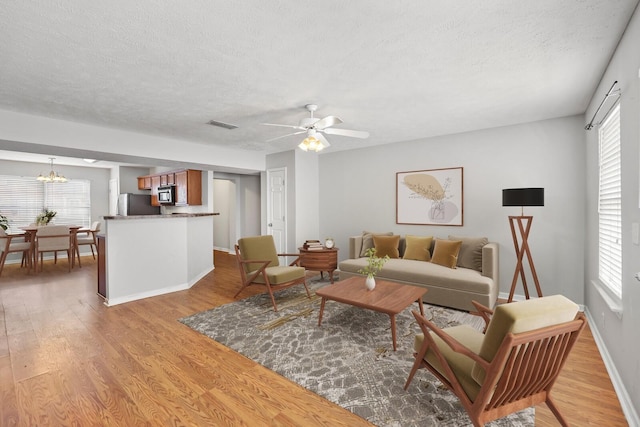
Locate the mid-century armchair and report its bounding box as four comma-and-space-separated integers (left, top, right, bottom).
404, 295, 586, 427
234, 235, 310, 311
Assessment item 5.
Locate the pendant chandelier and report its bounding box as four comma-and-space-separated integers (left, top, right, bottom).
37, 157, 68, 183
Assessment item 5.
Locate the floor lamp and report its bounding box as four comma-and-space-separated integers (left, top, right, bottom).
502, 188, 544, 302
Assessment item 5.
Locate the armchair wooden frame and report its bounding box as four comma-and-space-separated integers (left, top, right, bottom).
234, 244, 311, 312
404, 301, 586, 427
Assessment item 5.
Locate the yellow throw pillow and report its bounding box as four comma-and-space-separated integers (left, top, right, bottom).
403, 235, 433, 261
373, 235, 400, 259
430, 239, 462, 268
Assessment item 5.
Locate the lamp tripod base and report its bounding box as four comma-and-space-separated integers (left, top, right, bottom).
508, 215, 543, 302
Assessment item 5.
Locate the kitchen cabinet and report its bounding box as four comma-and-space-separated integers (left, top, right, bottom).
138, 176, 152, 190
137, 169, 201, 206
97, 235, 106, 298
160, 173, 175, 186
175, 169, 202, 206
150, 175, 161, 206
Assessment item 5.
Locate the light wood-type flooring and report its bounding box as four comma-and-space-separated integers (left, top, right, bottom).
0, 251, 628, 426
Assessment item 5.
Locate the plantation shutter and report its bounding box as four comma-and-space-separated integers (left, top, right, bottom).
598, 103, 622, 298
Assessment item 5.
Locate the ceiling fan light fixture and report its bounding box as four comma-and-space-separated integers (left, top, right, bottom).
298, 136, 326, 152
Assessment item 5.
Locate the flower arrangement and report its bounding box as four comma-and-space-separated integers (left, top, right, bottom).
358, 247, 389, 278
36, 209, 57, 226
0, 214, 8, 231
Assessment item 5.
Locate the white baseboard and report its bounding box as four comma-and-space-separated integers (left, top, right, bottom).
105, 266, 214, 307
584, 307, 639, 427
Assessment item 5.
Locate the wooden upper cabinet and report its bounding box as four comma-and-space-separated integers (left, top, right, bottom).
175, 169, 202, 206
150, 175, 161, 206
138, 169, 201, 206
138, 176, 152, 190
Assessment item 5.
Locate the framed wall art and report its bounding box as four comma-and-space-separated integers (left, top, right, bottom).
396, 167, 463, 226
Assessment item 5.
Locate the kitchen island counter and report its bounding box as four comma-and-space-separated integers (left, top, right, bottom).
103, 212, 219, 220
100, 213, 218, 306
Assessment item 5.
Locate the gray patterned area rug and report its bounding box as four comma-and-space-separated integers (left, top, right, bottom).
180, 278, 534, 427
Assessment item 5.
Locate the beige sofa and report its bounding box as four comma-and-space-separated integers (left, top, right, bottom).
338, 235, 499, 311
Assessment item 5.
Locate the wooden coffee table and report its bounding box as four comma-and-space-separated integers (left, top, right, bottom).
316, 276, 427, 351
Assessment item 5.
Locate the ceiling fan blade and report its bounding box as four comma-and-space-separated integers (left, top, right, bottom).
323, 128, 370, 139
261, 122, 304, 130
313, 115, 343, 130
266, 130, 306, 142
316, 132, 331, 148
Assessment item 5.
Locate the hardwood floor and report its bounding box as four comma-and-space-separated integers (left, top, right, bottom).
0, 251, 628, 426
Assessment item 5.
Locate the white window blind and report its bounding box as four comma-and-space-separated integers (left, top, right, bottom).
598, 103, 622, 298
0, 175, 91, 232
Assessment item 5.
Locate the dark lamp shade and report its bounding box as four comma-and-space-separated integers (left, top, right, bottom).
502, 188, 544, 207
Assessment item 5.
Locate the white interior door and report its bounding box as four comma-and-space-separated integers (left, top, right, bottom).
267, 167, 287, 253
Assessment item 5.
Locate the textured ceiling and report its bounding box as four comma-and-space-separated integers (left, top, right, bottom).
0, 1, 638, 156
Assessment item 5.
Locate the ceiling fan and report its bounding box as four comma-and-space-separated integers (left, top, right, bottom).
262, 104, 369, 151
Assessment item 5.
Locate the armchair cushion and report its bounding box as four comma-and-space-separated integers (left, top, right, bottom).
250, 265, 306, 284
471, 294, 579, 384
416, 324, 485, 401
238, 235, 280, 272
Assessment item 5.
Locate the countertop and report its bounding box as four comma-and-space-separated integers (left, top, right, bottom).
102, 212, 220, 220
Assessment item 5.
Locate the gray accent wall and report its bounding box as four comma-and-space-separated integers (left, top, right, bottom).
318, 115, 586, 305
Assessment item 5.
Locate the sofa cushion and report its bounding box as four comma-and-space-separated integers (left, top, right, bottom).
339, 258, 494, 294
403, 235, 433, 261
373, 234, 400, 258
449, 235, 489, 272
431, 239, 462, 268
360, 230, 393, 257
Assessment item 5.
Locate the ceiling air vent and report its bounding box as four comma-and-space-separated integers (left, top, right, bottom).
206, 119, 238, 130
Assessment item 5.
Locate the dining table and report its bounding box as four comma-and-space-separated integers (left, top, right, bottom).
20, 225, 84, 270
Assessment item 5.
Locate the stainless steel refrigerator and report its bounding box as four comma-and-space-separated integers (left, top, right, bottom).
117, 194, 161, 216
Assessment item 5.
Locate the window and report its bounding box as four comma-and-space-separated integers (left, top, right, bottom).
0, 175, 91, 232
597, 103, 622, 298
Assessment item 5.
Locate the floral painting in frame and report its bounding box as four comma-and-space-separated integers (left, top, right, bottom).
396, 167, 463, 226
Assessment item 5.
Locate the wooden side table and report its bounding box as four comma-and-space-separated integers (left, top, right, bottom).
298, 247, 338, 283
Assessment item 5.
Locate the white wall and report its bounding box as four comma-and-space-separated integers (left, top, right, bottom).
0, 108, 265, 173
213, 178, 233, 251
584, 3, 640, 423
294, 150, 320, 243
319, 115, 586, 304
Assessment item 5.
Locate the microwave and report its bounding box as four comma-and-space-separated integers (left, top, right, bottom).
157, 185, 175, 205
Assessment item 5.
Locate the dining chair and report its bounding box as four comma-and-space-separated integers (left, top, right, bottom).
0, 228, 33, 277
76, 221, 101, 260
234, 235, 310, 311
35, 225, 72, 272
